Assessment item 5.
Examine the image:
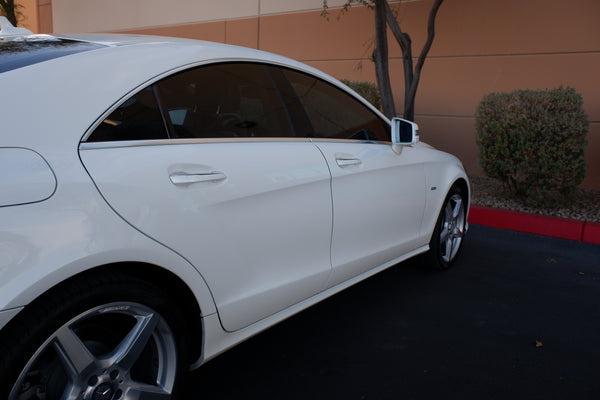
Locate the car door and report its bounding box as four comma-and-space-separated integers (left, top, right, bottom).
79, 63, 333, 332
279, 68, 427, 287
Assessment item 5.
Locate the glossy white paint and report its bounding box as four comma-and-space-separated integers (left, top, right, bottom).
313, 141, 427, 287
1, 33, 470, 380
420, 155, 472, 237
0, 148, 56, 207
0, 16, 32, 36
0, 158, 218, 318
80, 140, 333, 332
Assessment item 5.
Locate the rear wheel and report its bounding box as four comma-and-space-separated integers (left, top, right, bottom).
425, 186, 467, 269
0, 272, 189, 400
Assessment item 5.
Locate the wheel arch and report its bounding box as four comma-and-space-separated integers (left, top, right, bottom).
428, 177, 471, 240
418, 159, 469, 242
0, 261, 205, 367
452, 177, 470, 211
97, 262, 205, 364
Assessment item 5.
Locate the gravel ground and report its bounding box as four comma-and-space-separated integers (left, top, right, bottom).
469, 175, 600, 223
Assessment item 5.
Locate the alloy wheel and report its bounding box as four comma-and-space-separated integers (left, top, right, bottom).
439, 194, 465, 263
10, 302, 177, 400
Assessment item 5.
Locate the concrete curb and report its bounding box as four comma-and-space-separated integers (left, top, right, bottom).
468, 205, 600, 245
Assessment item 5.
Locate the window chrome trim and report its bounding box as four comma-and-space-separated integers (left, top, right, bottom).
309, 138, 391, 145
79, 137, 312, 150
80, 57, 390, 144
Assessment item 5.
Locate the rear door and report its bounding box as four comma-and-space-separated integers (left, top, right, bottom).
80, 63, 333, 332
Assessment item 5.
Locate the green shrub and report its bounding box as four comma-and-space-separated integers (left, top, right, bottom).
475, 87, 589, 207
340, 79, 381, 110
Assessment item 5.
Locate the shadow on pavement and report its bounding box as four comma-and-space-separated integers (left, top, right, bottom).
185, 225, 600, 399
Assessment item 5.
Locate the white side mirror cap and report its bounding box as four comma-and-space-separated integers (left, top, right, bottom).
391, 117, 419, 145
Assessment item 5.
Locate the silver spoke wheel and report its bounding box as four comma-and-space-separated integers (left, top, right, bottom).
9, 302, 177, 400
439, 194, 465, 263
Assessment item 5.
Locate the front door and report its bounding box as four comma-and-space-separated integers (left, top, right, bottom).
279, 67, 427, 286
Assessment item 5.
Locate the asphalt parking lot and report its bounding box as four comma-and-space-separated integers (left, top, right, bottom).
185, 225, 600, 399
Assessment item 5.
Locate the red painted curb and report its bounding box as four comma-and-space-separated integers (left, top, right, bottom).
582, 222, 600, 245
467, 206, 600, 244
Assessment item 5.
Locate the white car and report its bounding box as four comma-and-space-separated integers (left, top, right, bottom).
0, 17, 469, 400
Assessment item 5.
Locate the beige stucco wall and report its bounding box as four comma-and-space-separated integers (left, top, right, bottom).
30, 0, 600, 188
17, 0, 37, 31
14, 0, 52, 33
50, 0, 354, 32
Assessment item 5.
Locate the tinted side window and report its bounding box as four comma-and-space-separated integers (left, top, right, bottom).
156, 63, 293, 139
282, 69, 389, 141
88, 86, 168, 142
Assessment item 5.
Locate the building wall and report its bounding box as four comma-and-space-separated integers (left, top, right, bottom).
16, 0, 37, 32
35, 0, 600, 188
37, 0, 52, 33
16, 0, 52, 33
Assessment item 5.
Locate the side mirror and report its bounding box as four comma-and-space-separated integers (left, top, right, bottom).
391, 117, 419, 145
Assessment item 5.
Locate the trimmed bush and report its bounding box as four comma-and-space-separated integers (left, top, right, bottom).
475, 87, 589, 207
340, 79, 381, 110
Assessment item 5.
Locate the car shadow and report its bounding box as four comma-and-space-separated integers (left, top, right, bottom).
184, 257, 442, 399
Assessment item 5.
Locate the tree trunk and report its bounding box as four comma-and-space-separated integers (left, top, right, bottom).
405, 0, 444, 121
383, 0, 444, 121
321, 0, 443, 122
0, 0, 18, 26
384, 1, 414, 120
373, 0, 396, 119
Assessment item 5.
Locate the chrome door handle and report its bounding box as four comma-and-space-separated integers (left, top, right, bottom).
335, 157, 362, 167
169, 171, 226, 185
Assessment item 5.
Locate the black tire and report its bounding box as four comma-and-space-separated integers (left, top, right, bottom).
424, 185, 467, 270
0, 271, 190, 400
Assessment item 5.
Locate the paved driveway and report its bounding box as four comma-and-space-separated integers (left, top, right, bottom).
185, 225, 600, 399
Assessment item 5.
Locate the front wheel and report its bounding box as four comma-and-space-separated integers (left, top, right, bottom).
0, 272, 189, 400
425, 186, 467, 269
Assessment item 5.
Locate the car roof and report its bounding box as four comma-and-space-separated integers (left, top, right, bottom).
0, 33, 387, 151
1, 32, 324, 77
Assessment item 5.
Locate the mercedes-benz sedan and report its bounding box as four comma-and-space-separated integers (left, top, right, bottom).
0, 18, 469, 400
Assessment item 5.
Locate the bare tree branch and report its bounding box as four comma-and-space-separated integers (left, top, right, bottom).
405, 0, 444, 121
384, 1, 409, 52
321, 0, 444, 122
384, 1, 414, 119
373, 0, 396, 118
